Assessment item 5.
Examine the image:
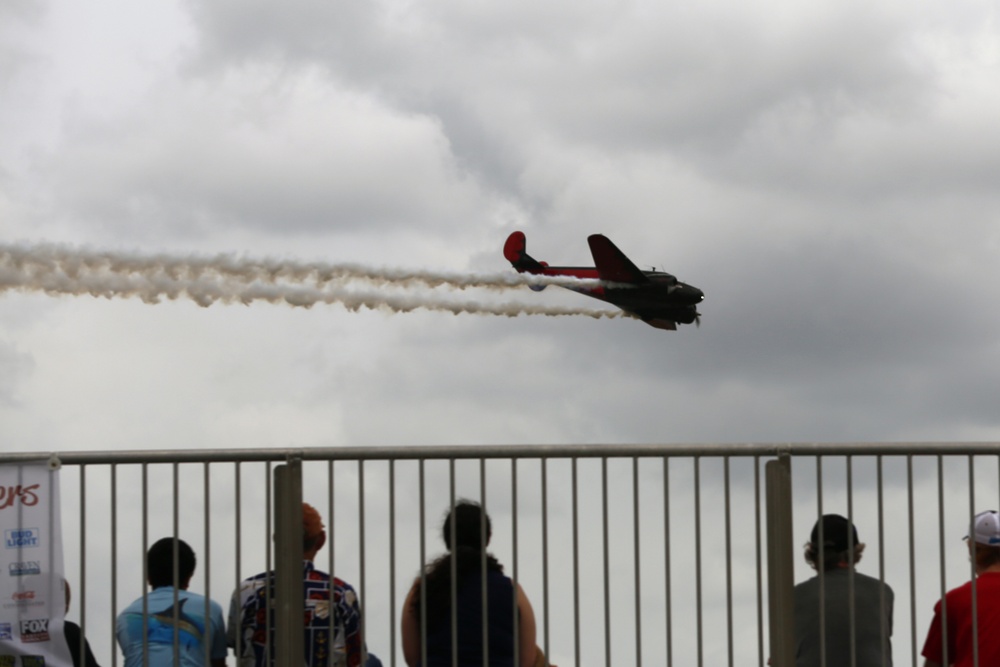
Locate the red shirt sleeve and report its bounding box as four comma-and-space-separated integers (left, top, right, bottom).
921, 599, 947, 663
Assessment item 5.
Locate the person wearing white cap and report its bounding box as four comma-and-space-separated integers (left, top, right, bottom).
792, 514, 894, 666
921, 510, 1000, 667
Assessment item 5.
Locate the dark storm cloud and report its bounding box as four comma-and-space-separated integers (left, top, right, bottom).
178, 0, 936, 201
547, 225, 1000, 441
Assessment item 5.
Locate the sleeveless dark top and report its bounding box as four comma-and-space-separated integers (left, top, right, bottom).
423, 569, 517, 667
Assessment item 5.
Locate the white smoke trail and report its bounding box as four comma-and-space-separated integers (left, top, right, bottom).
0, 244, 602, 290
0, 244, 623, 320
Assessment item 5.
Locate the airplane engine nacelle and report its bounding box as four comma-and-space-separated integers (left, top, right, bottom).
529, 261, 550, 291
675, 310, 698, 324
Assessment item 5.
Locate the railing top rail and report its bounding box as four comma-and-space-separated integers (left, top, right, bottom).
4, 441, 1000, 465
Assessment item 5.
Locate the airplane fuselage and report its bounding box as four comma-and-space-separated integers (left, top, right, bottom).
503, 231, 705, 330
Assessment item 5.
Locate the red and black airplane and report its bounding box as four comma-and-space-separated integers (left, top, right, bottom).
503, 231, 704, 330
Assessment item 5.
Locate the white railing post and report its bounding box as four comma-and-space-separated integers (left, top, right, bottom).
275, 459, 304, 667
766, 455, 795, 667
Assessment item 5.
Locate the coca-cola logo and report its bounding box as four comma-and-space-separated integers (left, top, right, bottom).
0, 485, 40, 510
12, 590, 35, 601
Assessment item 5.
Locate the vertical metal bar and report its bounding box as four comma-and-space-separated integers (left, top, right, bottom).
389, 460, 396, 667
79, 464, 87, 662
847, 455, 856, 667
449, 459, 457, 667
111, 464, 118, 667
359, 460, 367, 658
275, 460, 305, 667
572, 458, 580, 667
234, 461, 242, 663
204, 462, 212, 667
512, 458, 520, 667
938, 454, 949, 667
817, 456, 825, 667
907, 456, 917, 667
481, 459, 489, 667
173, 462, 180, 667
969, 455, 978, 667
142, 464, 149, 667
663, 456, 673, 667
765, 456, 795, 667
419, 460, 427, 667
754, 456, 763, 667
264, 461, 272, 666
327, 459, 336, 667
602, 456, 611, 667
541, 457, 549, 666
694, 456, 703, 667
633, 456, 642, 667
724, 456, 733, 667
877, 456, 888, 667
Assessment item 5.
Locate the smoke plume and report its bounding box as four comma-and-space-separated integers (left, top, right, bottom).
0, 243, 623, 320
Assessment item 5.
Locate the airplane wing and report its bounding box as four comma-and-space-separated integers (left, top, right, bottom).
587, 235, 650, 284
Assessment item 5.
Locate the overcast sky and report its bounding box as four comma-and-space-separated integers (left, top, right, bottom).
3, 0, 1000, 664
4, 0, 1000, 449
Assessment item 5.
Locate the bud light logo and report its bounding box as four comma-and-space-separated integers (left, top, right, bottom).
0, 624, 10, 640
9, 561, 41, 576
4, 528, 39, 549
19, 619, 49, 643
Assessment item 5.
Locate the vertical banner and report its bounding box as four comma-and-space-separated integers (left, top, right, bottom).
0, 461, 73, 667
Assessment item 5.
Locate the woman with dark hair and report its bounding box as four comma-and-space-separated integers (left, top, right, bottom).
401, 501, 545, 667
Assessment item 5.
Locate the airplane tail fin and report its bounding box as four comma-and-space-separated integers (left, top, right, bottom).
504, 232, 549, 290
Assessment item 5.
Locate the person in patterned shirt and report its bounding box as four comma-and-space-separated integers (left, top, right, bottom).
228, 503, 367, 667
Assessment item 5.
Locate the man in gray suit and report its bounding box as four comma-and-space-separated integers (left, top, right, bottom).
793, 514, 893, 667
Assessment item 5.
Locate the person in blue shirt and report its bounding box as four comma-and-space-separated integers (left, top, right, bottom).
116, 538, 228, 667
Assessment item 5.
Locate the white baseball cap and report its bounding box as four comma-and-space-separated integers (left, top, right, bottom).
966, 510, 1000, 546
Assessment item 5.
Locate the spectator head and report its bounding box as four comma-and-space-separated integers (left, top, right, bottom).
804, 514, 865, 571
442, 500, 491, 552
147, 538, 196, 589
966, 510, 1000, 572
303, 503, 327, 559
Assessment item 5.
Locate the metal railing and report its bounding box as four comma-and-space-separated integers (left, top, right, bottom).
3, 441, 999, 666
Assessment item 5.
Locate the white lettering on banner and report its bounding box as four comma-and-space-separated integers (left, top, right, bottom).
8, 562, 41, 577
18, 618, 49, 643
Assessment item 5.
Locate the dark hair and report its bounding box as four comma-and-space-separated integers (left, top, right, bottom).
804, 515, 864, 571
410, 500, 502, 620
972, 542, 1000, 570
147, 538, 196, 589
